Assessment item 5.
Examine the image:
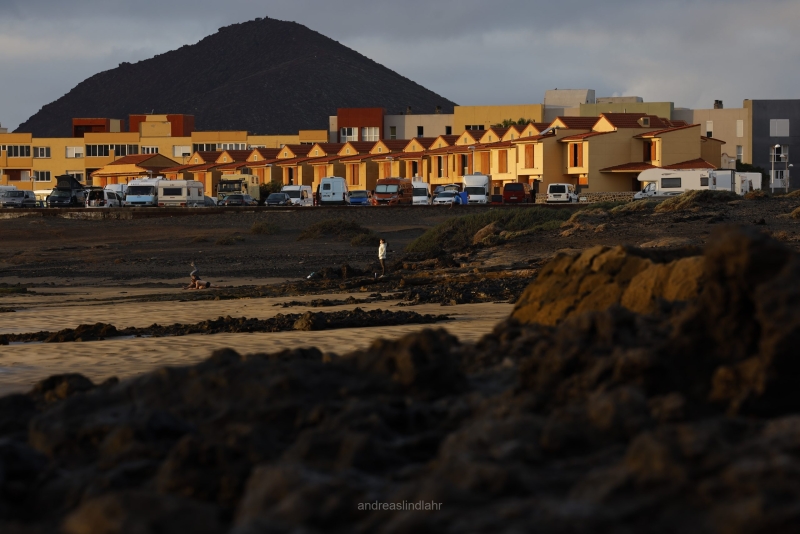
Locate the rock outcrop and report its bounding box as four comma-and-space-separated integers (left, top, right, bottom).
2, 226, 800, 533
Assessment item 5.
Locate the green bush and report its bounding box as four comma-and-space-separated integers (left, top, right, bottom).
350, 232, 382, 247
251, 221, 281, 235
298, 218, 370, 241
406, 208, 572, 256
654, 190, 739, 213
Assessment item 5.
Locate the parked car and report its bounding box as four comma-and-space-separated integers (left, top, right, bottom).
265, 192, 292, 206
49, 175, 87, 208
85, 189, 121, 208
219, 194, 257, 207
1, 190, 38, 208
503, 182, 532, 203
281, 185, 313, 206
433, 191, 459, 205
546, 183, 578, 203
203, 196, 218, 207
349, 190, 372, 206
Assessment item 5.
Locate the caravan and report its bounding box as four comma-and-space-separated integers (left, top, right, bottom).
124, 177, 165, 207
157, 180, 205, 207
634, 168, 763, 199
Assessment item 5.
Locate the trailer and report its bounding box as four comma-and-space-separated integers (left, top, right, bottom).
635, 168, 762, 199
217, 173, 261, 202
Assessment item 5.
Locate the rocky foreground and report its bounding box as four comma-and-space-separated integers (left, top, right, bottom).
2, 225, 800, 533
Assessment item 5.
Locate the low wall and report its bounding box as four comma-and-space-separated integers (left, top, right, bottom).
535, 192, 636, 204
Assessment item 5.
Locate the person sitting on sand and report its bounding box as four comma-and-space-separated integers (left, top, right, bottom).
184, 274, 212, 290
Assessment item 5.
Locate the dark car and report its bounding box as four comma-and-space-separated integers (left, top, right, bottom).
503, 182, 532, 203
265, 193, 292, 206
349, 190, 372, 206
48, 175, 86, 208
219, 194, 257, 207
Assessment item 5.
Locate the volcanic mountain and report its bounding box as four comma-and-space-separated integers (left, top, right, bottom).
15, 17, 457, 137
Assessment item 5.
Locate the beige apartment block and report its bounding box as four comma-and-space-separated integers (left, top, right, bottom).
691, 107, 750, 167
453, 105, 544, 133
384, 113, 454, 141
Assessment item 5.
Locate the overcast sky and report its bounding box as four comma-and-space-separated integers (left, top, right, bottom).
1, 0, 799, 131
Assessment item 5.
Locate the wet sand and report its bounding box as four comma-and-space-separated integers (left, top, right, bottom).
0, 284, 511, 395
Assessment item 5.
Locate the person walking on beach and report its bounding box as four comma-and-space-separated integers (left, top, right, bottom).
378, 238, 388, 277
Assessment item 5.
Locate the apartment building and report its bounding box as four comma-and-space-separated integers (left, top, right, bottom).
744, 99, 800, 189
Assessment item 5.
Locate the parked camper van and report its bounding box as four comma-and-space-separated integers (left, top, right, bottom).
157, 180, 204, 207
463, 173, 490, 204
372, 177, 413, 206
411, 181, 431, 205
218, 174, 261, 202
634, 168, 763, 199
48, 175, 87, 208
124, 177, 164, 207
319, 177, 349, 205
281, 185, 313, 206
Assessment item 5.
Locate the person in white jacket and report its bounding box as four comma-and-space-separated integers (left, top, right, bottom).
378, 239, 387, 277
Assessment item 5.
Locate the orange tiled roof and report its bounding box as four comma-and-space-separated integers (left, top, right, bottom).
663, 158, 717, 170
559, 131, 614, 142
600, 162, 658, 173
343, 142, 377, 153
433, 135, 460, 146
486, 127, 509, 138
308, 143, 344, 155
553, 117, 598, 129
377, 139, 412, 151
251, 148, 281, 159
635, 124, 700, 138
222, 150, 252, 162
109, 154, 158, 166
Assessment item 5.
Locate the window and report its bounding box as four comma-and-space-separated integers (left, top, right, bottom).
460, 154, 469, 175
389, 126, 397, 140
142, 146, 159, 154
661, 177, 682, 189
706, 121, 713, 138
193, 143, 217, 152
700, 177, 709, 187
33, 147, 50, 158
66, 170, 84, 182
445, 126, 452, 135
216, 143, 246, 150
6, 145, 31, 157
437, 156, 443, 178
525, 145, 535, 168
770, 119, 790, 137
173, 145, 191, 158
417, 126, 424, 137
361, 127, 379, 142
736, 145, 743, 162
498, 150, 508, 173
340, 127, 357, 142
772, 145, 789, 163
570, 143, 583, 167
162, 187, 183, 196
111, 144, 138, 157
33, 171, 51, 182
736, 120, 744, 138
66, 146, 84, 158
465, 125, 484, 131
86, 145, 110, 157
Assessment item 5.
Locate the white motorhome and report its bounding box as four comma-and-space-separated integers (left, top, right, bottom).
124, 177, 165, 207
157, 180, 205, 207
319, 177, 349, 205
281, 185, 313, 207
411, 181, 431, 205
635, 168, 763, 199
463, 173, 490, 204
105, 183, 128, 199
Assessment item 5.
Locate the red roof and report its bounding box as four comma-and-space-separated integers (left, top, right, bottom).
215, 161, 251, 171
663, 158, 717, 170
559, 131, 614, 142
186, 163, 219, 172
484, 127, 509, 138
308, 143, 344, 155
339, 153, 377, 163
220, 150, 251, 162
512, 132, 557, 143
343, 142, 377, 153
110, 154, 158, 166
275, 156, 315, 166
161, 164, 202, 173
553, 117, 598, 129
308, 154, 344, 165
428, 135, 459, 148
375, 140, 410, 151
196, 151, 222, 162
251, 148, 281, 159
245, 158, 280, 168
635, 124, 700, 138
600, 162, 658, 172
461, 130, 486, 140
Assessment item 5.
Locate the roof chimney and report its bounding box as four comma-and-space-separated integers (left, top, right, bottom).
714, 100, 723, 109
435, 105, 441, 114
406, 106, 412, 115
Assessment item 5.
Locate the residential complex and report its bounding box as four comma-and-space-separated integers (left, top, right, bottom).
1, 90, 797, 195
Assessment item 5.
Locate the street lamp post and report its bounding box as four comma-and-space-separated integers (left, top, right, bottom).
468, 145, 475, 176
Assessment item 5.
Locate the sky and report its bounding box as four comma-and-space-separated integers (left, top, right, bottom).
1, 0, 799, 131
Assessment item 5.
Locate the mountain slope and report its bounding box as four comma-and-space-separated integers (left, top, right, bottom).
15, 17, 457, 136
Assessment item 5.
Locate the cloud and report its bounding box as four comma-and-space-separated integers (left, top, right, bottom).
1, 0, 799, 131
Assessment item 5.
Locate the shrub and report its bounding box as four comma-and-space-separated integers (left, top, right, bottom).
406, 208, 572, 256
783, 190, 800, 198
587, 200, 628, 211
216, 235, 245, 246
251, 221, 280, 235
654, 190, 739, 213
744, 189, 768, 200
298, 219, 370, 241
791, 207, 800, 220
610, 200, 658, 215
350, 232, 382, 247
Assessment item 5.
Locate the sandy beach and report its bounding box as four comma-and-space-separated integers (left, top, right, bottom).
0, 283, 512, 395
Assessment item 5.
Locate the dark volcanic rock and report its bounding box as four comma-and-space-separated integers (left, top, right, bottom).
4, 226, 800, 532
15, 17, 457, 137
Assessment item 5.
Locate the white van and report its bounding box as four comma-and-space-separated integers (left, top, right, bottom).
105, 183, 128, 200
124, 177, 164, 207
281, 185, 313, 207
546, 183, 578, 203
411, 181, 431, 205
463, 173, 490, 204
157, 180, 204, 207
319, 177, 349, 205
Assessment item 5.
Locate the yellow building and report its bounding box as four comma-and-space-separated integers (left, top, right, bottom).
453, 105, 544, 133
